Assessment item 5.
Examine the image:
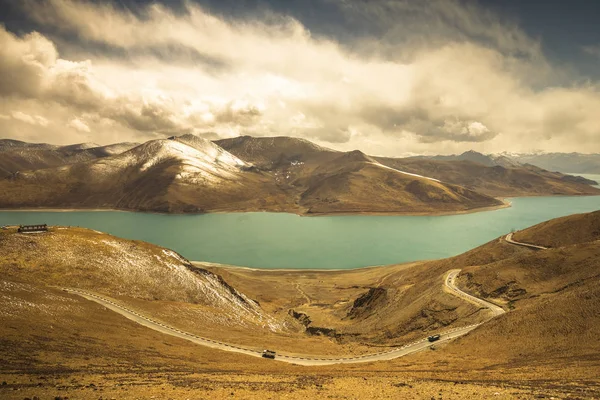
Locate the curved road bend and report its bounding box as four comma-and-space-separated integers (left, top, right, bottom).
505, 232, 548, 250
445, 270, 505, 318
64, 269, 504, 366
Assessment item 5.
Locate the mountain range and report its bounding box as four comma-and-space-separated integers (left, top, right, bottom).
0, 135, 598, 214
416, 149, 600, 174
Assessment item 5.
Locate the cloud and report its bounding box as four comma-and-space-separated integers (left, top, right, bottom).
0, 0, 598, 155
0, 28, 57, 97
11, 111, 49, 126
331, 0, 543, 60
582, 45, 600, 59
67, 117, 90, 132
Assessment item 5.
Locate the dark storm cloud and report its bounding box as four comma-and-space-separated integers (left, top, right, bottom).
359, 106, 498, 143
106, 101, 181, 133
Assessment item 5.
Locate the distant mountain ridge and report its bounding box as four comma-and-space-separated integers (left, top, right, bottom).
416, 150, 520, 168
415, 149, 600, 174
0, 135, 598, 214
502, 152, 600, 174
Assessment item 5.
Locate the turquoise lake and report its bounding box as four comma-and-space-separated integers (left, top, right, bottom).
1, 195, 599, 269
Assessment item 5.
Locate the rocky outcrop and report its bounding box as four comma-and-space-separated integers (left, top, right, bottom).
288, 309, 312, 327
346, 287, 387, 320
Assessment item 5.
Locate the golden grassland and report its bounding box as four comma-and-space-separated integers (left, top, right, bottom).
1, 212, 599, 398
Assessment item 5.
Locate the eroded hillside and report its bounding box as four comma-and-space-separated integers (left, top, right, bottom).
0, 226, 283, 334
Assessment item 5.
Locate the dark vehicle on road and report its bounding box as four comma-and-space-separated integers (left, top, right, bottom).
262, 349, 276, 359
428, 334, 441, 342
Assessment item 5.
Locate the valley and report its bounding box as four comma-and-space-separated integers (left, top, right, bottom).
1, 211, 599, 398
2, 1, 600, 398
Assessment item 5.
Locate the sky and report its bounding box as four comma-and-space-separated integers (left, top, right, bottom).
1, 0, 600, 156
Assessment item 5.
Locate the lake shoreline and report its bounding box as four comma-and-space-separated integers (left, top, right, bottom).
0, 200, 512, 216
1, 193, 599, 217
191, 260, 426, 273
2, 195, 599, 270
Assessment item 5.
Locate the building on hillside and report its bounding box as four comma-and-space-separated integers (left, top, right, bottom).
18, 224, 48, 233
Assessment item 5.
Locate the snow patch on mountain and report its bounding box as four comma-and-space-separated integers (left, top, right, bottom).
369, 162, 442, 182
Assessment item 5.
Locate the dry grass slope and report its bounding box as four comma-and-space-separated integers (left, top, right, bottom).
512, 209, 600, 247
2, 212, 600, 398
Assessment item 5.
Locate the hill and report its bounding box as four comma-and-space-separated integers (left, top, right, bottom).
0, 138, 290, 213
0, 226, 270, 320
511, 210, 600, 248
2, 212, 600, 397
420, 150, 520, 168
200, 210, 600, 392
214, 137, 506, 214
296, 150, 502, 214
0, 139, 57, 151
1, 135, 598, 215
417, 149, 600, 176
207, 209, 600, 364
0, 141, 139, 178
375, 156, 599, 197
0, 136, 505, 215
386, 210, 600, 376
215, 135, 339, 168
217, 137, 599, 198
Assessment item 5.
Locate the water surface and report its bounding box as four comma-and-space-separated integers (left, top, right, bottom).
1, 196, 598, 269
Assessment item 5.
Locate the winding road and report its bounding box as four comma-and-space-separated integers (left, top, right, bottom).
505, 232, 548, 250
64, 267, 505, 366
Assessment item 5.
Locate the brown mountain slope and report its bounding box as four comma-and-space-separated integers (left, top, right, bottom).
512, 209, 600, 248
215, 135, 339, 167
0, 225, 292, 344
205, 259, 489, 347
206, 229, 600, 370
1, 135, 597, 215
0, 138, 291, 213
0, 227, 264, 315
0, 138, 56, 151
1, 213, 600, 397
405, 211, 600, 371
296, 150, 502, 214
207, 211, 600, 376
0, 141, 138, 178
375, 156, 600, 197
216, 136, 599, 197
435, 241, 600, 371
0, 136, 504, 215
2, 279, 570, 399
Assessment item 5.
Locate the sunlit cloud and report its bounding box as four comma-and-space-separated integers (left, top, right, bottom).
0, 0, 599, 155
11, 111, 49, 127
67, 117, 90, 133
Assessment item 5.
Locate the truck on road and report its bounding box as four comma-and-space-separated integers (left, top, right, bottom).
428, 334, 441, 342
262, 350, 276, 359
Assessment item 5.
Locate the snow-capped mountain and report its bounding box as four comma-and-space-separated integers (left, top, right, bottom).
1, 137, 286, 212
0, 135, 598, 214
493, 152, 600, 174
